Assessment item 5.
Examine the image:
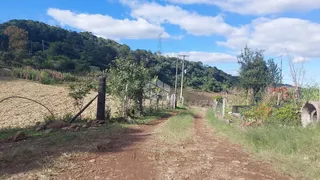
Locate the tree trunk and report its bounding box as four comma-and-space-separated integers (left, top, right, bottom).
137, 93, 144, 116
296, 86, 301, 100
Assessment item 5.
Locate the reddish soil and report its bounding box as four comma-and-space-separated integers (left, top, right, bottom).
2, 109, 292, 179
188, 112, 292, 180
55, 109, 292, 180
58, 118, 168, 180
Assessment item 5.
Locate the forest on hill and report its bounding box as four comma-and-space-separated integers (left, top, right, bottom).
0, 19, 238, 92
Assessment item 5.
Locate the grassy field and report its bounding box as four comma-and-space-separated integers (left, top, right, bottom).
206, 108, 320, 180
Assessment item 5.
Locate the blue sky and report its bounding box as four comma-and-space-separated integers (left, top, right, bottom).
1, 0, 320, 85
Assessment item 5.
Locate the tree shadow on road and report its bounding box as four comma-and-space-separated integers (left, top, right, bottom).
0, 112, 172, 178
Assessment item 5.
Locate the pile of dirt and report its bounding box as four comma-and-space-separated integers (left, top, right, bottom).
0, 79, 118, 129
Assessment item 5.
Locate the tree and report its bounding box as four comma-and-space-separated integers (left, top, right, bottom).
3, 25, 28, 53
267, 59, 282, 88
0, 19, 239, 91
107, 57, 151, 117
288, 55, 305, 100
238, 46, 270, 103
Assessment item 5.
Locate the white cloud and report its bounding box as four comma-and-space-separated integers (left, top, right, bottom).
292, 57, 309, 63
47, 8, 170, 40
166, 0, 320, 15
217, 17, 320, 60
121, 1, 234, 36
164, 51, 237, 63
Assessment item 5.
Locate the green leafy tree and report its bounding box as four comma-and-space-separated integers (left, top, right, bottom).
238, 46, 270, 103
0, 19, 239, 91
267, 59, 282, 87
107, 57, 151, 116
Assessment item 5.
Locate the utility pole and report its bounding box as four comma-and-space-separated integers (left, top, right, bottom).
174, 58, 178, 109
178, 54, 188, 105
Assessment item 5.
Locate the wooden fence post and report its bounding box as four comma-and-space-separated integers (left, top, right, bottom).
96, 76, 106, 121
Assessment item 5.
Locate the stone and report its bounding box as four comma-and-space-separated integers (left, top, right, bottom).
36, 123, 46, 131
82, 124, 89, 128
69, 124, 79, 129
45, 129, 54, 134
61, 127, 70, 131
13, 131, 26, 142
89, 159, 96, 163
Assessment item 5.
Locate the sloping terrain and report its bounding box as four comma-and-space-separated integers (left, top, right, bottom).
0, 79, 117, 129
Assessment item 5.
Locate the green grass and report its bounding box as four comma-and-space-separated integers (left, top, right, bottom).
158, 111, 194, 144
206, 108, 320, 180
133, 110, 173, 125
0, 110, 174, 141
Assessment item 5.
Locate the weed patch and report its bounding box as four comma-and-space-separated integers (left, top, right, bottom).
206, 108, 320, 180
158, 111, 194, 144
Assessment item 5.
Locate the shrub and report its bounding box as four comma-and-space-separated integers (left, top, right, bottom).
11, 67, 78, 84
212, 95, 223, 103
63, 73, 77, 82
40, 71, 52, 84
268, 103, 300, 126
244, 103, 272, 122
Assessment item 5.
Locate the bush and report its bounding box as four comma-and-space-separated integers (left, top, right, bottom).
212, 95, 223, 103
63, 73, 77, 82
268, 103, 299, 126
40, 71, 52, 84
11, 67, 78, 84
244, 103, 272, 122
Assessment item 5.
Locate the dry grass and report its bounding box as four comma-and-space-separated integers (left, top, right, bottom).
0, 79, 119, 129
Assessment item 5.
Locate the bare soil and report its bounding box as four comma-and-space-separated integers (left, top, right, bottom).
44, 109, 292, 180
0, 79, 118, 129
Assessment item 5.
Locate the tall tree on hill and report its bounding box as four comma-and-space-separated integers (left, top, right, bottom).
0, 20, 239, 91
267, 59, 282, 88
4, 26, 28, 53
238, 46, 281, 103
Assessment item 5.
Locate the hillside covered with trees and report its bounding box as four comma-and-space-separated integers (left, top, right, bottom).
0, 19, 238, 92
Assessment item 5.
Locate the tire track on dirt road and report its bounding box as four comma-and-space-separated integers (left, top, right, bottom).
189, 109, 292, 180
55, 109, 292, 180
152, 108, 293, 180
58, 115, 173, 180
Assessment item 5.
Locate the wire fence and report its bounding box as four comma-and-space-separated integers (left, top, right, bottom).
144, 79, 173, 111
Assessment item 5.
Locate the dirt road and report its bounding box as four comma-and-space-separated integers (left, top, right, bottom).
56, 109, 291, 180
